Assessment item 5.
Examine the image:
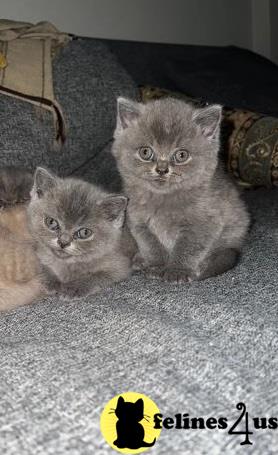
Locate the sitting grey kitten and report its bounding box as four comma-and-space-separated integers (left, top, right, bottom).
112, 97, 250, 283
0, 166, 33, 208
27, 167, 134, 300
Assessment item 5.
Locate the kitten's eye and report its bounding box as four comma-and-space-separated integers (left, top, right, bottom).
74, 228, 93, 240
45, 217, 60, 231
138, 146, 154, 161
173, 149, 191, 164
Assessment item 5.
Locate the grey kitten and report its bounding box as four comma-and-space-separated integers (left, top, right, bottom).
27, 167, 134, 300
0, 166, 33, 208
112, 97, 250, 283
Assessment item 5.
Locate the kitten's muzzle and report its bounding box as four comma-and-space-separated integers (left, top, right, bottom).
155, 160, 169, 176
58, 233, 72, 249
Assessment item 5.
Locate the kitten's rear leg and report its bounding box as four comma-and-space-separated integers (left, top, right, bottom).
198, 248, 239, 280
148, 249, 239, 283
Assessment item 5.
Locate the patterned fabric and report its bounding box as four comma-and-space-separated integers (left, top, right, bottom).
140, 86, 278, 188
225, 110, 278, 188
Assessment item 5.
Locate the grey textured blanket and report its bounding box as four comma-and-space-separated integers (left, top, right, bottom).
0, 187, 277, 455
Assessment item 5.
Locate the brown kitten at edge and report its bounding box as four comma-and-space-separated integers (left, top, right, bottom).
0, 204, 43, 311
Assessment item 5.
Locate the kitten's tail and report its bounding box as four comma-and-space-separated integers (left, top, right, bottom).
141, 438, 156, 447
0, 278, 43, 312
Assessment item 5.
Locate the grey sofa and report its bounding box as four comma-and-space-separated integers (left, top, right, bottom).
0, 37, 278, 455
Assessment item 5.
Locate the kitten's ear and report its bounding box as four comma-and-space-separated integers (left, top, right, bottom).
135, 398, 144, 412
115, 97, 143, 137
193, 104, 222, 140
31, 167, 57, 199
117, 396, 125, 407
99, 195, 128, 227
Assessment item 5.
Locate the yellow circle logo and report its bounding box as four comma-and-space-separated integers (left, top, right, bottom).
100, 392, 162, 453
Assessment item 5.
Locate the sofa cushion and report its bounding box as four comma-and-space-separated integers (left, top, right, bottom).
0, 38, 137, 174
107, 39, 278, 116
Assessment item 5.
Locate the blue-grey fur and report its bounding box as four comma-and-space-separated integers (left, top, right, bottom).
27, 168, 134, 300
112, 97, 250, 282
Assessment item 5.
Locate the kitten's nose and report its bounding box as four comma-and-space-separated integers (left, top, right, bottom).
155, 161, 169, 176
58, 234, 71, 249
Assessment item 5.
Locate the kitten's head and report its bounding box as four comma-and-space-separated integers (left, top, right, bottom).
27, 168, 127, 262
115, 396, 144, 422
112, 97, 222, 193
0, 166, 33, 207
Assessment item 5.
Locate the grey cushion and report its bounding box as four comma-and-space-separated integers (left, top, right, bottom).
73, 140, 122, 193
0, 38, 137, 174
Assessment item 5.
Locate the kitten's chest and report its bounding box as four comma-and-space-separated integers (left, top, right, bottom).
147, 210, 180, 250
43, 254, 92, 282
46, 258, 76, 282
129, 195, 181, 250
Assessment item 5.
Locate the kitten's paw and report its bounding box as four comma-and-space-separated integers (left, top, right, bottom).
59, 282, 98, 301
144, 265, 165, 279
161, 268, 192, 284
59, 287, 86, 301
132, 252, 147, 271
59, 293, 83, 302
40, 271, 61, 295
45, 288, 60, 297
40, 281, 60, 296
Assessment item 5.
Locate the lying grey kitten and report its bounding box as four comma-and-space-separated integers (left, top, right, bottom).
0, 166, 33, 208
27, 167, 134, 300
112, 97, 250, 283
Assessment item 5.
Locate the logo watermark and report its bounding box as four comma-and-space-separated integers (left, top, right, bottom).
101, 394, 277, 452
100, 392, 162, 453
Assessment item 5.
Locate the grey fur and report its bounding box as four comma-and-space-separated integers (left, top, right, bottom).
27, 168, 135, 300
112, 97, 250, 282
0, 166, 33, 208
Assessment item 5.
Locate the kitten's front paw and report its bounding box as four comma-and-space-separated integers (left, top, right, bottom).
59, 286, 86, 301
59, 281, 98, 301
59, 294, 83, 302
44, 287, 60, 297
162, 267, 192, 284
144, 265, 192, 283
144, 265, 164, 279
132, 252, 147, 271
40, 277, 60, 296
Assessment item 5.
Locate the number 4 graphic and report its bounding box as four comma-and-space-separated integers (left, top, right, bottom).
228, 402, 253, 445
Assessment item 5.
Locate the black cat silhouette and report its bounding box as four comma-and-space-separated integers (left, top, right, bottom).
113, 396, 156, 449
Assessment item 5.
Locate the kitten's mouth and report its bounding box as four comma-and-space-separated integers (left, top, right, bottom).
52, 248, 72, 258
152, 174, 183, 186
152, 177, 168, 186
52, 247, 83, 259
147, 174, 184, 193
